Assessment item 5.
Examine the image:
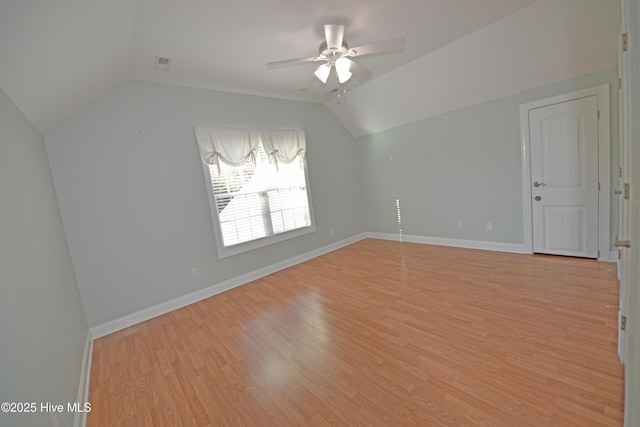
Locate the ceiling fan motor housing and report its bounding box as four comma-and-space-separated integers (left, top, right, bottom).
319, 40, 349, 58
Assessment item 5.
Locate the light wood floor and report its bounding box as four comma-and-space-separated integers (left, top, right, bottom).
88, 239, 624, 426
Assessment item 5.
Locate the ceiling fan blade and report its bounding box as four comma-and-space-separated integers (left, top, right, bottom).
346, 59, 372, 82
348, 37, 406, 58
324, 24, 345, 50
266, 56, 323, 69
298, 72, 318, 91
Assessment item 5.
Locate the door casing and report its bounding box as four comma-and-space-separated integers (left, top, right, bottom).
519, 84, 611, 260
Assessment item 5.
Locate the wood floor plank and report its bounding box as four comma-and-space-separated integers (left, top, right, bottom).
88, 239, 624, 426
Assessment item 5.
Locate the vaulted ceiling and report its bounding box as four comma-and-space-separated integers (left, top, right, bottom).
0, 0, 618, 137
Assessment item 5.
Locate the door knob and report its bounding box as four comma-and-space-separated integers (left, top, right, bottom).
534, 196, 542, 201
533, 181, 546, 187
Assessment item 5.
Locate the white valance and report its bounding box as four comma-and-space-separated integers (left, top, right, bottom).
195, 127, 306, 171
194, 127, 261, 171
260, 130, 306, 167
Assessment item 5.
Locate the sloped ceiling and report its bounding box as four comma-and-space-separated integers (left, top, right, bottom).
0, 0, 618, 136
326, 0, 620, 137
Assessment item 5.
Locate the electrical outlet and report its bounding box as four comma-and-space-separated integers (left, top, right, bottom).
191, 267, 200, 279
457, 220, 464, 230
486, 222, 493, 231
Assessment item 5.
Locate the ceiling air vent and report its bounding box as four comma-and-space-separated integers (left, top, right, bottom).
153, 56, 173, 71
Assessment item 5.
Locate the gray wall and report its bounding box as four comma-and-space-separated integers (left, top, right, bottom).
356, 67, 619, 247
45, 80, 365, 328
0, 88, 89, 427
45, 70, 619, 329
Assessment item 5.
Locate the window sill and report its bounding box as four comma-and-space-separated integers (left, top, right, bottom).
214, 224, 317, 259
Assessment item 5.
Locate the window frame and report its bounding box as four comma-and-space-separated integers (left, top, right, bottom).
200, 143, 316, 259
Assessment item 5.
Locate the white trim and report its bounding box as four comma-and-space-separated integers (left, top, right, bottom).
73, 331, 93, 427
90, 228, 619, 339
90, 233, 367, 338
366, 232, 526, 254
519, 84, 611, 261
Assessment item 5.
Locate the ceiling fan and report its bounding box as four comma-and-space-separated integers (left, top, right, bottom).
267, 24, 406, 93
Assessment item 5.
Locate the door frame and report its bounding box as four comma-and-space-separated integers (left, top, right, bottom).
618, 0, 631, 365
620, 3, 639, 426
519, 84, 611, 260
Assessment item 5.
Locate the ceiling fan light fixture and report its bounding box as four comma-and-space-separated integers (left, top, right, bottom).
314, 63, 331, 84
266, 24, 406, 93
335, 57, 352, 84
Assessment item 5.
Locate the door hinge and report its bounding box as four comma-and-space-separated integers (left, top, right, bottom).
619, 166, 623, 177
618, 250, 622, 260
598, 182, 601, 191
622, 32, 629, 52
597, 110, 600, 120
619, 78, 622, 90
624, 182, 630, 200
598, 249, 600, 258
621, 315, 627, 331
614, 236, 631, 248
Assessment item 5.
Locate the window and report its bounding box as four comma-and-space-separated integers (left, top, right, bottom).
195, 127, 315, 257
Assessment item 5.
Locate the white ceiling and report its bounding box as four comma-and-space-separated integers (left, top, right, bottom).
0, 0, 618, 136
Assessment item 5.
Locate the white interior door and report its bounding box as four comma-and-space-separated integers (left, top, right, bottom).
529, 96, 599, 258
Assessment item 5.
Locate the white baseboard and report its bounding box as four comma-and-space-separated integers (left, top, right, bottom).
90, 233, 368, 339
74, 331, 93, 427
91, 231, 613, 338
366, 232, 526, 254
89, 232, 538, 338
